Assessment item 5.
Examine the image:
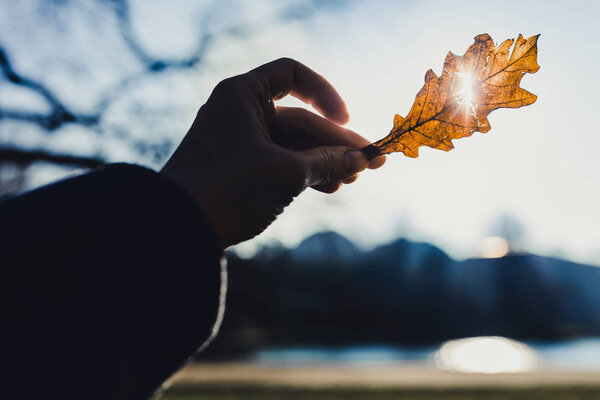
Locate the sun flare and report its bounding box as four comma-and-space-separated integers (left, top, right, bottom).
455, 71, 477, 116
480, 236, 510, 258
434, 336, 539, 374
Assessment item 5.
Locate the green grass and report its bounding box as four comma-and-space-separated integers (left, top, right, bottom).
160, 384, 600, 400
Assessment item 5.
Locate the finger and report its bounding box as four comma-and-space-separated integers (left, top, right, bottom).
368, 154, 386, 169
299, 146, 368, 186
248, 58, 349, 124
272, 106, 370, 149
312, 174, 357, 194
312, 182, 342, 194
342, 174, 358, 184
273, 107, 387, 170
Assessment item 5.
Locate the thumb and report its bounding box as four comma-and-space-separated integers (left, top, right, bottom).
299, 146, 368, 187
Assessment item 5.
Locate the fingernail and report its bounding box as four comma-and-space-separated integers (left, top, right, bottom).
341, 110, 350, 124
342, 174, 359, 184
344, 150, 367, 174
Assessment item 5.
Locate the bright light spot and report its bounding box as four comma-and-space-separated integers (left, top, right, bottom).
434, 336, 539, 374
456, 72, 477, 116
480, 236, 510, 258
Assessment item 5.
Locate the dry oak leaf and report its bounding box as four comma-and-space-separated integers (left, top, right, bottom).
362, 33, 540, 159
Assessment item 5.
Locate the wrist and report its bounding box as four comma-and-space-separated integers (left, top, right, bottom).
160, 164, 228, 250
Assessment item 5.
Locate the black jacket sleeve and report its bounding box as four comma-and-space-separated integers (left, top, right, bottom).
1, 163, 224, 400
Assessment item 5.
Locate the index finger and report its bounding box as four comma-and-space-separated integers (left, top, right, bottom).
248, 58, 350, 125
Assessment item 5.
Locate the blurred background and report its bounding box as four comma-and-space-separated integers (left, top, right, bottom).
1, 0, 599, 398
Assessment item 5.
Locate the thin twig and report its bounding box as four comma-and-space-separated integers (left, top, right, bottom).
0, 147, 106, 169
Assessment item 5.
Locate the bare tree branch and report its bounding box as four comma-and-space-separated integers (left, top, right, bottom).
0, 0, 346, 172
0, 47, 101, 130
0, 47, 63, 107
0, 147, 106, 169
92, 0, 219, 114
94, 0, 343, 116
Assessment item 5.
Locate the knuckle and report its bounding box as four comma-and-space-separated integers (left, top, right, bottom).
275, 57, 296, 69
213, 76, 243, 95
262, 150, 307, 196
286, 153, 308, 193
317, 147, 335, 183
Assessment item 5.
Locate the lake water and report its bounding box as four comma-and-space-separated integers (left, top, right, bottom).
253, 337, 600, 372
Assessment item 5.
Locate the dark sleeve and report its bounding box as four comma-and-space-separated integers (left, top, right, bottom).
1, 163, 224, 400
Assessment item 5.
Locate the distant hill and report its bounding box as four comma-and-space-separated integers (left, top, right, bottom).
290, 231, 360, 263
202, 232, 600, 359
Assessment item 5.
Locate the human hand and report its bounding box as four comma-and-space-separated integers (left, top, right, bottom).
160, 58, 385, 249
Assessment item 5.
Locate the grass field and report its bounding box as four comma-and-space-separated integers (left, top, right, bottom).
158, 363, 600, 400
162, 384, 600, 400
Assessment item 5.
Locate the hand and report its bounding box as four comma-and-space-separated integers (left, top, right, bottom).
160, 58, 385, 249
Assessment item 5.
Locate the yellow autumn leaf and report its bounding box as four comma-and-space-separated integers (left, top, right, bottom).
362, 33, 540, 159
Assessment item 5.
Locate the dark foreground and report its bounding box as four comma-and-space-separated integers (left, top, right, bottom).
158, 363, 600, 400
162, 385, 600, 400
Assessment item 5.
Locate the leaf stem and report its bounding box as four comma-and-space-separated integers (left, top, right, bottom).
361, 144, 382, 160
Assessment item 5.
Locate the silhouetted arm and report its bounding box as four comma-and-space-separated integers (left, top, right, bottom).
2, 58, 385, 400
2, 163, 224, 399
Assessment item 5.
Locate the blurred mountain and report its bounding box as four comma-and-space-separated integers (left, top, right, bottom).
291, 231, 360, 263
203, 233, 600, 359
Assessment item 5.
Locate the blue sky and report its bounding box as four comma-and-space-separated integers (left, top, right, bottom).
1, 0, 599, 265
